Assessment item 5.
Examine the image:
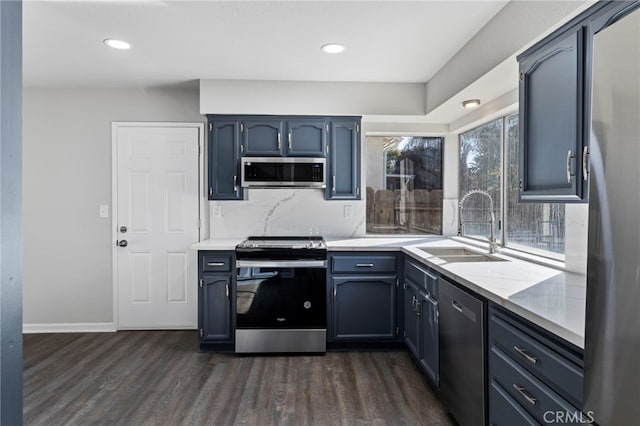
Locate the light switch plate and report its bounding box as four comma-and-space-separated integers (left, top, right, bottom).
99, 205, 109, 218
214, 204, 222, 218
344, 205, 353, 219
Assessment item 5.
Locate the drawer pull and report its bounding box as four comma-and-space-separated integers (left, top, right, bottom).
514, 345, 538, 365
356, 263, 374, 267
513, 384, 537, 406
207, 262, 226, 267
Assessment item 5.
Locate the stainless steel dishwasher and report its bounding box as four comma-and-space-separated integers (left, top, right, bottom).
439, 277, 486, 426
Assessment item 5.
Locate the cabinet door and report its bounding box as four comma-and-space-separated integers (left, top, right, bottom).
519, 28, 586, 202
403, 280, 420, 358
199, 275, 232, 341
242, 119, 284, 156
286, 119, 328, 157
419, 290, 439, 386
331, 276, 396, 340
327, 120, 361, 200
209, 120, 242, 200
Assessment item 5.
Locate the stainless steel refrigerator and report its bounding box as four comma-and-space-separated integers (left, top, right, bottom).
584, 5, 640, 425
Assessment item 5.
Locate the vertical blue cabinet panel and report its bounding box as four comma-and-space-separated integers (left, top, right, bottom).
404, 280, 420, 358
209, 120, 242, 200
327, 119, 361, 200
199, 275, 232, 341
519, 27, 585, 202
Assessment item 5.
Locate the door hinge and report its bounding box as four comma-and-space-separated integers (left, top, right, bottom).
199, 329, 204, 338
199, 279, 203, 288
209, 122, 212, 132
325, 123, 329, 132
396, 326, 400, 336
240, 144, 244, 153
519, 72, 524, 82
518, 179, 523, 190
240, 123, 244, 132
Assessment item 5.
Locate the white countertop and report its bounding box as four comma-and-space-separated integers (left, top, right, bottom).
194, 236, 586, 348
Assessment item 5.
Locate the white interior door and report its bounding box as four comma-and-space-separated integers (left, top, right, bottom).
115, 124, 200, 329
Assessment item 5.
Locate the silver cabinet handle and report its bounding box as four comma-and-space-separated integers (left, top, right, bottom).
207, 262, 225, 267
513, 384, 537, 406
225, 283, 229, 298
451, 300, 463, 313
356, 263, 374, 268
233, 175, 237, 191
514, 345, 538, 365
332, 176, 336, 193
288, 132, 292, 150
566, 150, 573, 183
425, 293, 438, 305
277, 132, 281, 150
582, 145, 589, 181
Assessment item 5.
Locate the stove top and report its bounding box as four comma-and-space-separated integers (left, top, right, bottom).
236, 236, 327, 260
236, 236, 326, 250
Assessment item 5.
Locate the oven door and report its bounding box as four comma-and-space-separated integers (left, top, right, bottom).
235, 260, 327, 330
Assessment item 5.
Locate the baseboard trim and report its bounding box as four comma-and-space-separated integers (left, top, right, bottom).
23, 322, 117, 334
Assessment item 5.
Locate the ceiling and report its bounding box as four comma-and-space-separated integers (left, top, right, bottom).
23, 0, 509, 88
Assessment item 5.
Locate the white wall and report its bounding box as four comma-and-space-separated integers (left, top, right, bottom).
23, 86, 203, 329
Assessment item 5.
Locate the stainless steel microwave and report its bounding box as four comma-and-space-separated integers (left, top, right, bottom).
240, 157, 326, 188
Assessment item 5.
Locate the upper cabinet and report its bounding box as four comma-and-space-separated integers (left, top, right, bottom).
517, 0, 640, 203
242, 119, 284, 156
518, 27, 586, 202
327, 119, 361, 200
206, 115, 361, 201
286, 119, 328, 157
208, 120, 243, 200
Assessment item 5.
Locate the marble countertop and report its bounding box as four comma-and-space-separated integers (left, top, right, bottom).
193, 236, 586, 348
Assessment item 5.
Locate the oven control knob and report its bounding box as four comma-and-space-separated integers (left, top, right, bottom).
303, 301, 312, 309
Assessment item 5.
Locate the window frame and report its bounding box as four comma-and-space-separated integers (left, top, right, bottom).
458, 113, 566, 261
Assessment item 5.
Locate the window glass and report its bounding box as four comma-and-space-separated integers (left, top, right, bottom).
505, 114, 565, 256
366, 136, 443, 234
459, 119, 502, 241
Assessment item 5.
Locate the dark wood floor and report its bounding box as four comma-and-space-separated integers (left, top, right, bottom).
24, 331, 453, 425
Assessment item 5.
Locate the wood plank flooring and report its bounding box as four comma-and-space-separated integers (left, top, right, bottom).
24, 331, 454, 425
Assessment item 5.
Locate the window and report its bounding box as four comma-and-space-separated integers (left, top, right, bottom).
459, 114, 565, 258
366, 136, 444, 235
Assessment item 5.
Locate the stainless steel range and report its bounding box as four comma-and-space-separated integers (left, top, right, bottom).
235, 236, 327, 353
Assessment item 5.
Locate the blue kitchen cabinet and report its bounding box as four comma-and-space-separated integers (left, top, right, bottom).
286, 119, 328, 157
198, 252, 235, 343
328, 253, 401, 342
488, 304, 584, 424
518, 27, 586, 202
208, 120, 243, 200
242, 119, 284, 156
326, 119, 361, 200
404, 258, 439, 387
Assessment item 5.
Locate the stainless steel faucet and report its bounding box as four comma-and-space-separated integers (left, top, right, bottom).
458, 189, 498, 254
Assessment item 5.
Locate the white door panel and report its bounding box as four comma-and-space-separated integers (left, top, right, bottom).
116, 125, 200, 329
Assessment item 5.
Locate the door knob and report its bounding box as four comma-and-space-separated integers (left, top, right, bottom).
118, 240, 128, 247
120, 226, 127, 233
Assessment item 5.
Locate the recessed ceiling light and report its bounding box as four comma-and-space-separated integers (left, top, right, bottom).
462, 99, 481, 109
103, 39, 131, 50
321, 43, 345, 54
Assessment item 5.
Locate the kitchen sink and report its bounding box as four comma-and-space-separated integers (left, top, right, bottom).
417, 247, 507, 263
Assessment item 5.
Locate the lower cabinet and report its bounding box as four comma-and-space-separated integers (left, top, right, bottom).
488, 304, 584, 425
328, 252, 401, 342
198, 251, 234, 344
403, 258, 439, 386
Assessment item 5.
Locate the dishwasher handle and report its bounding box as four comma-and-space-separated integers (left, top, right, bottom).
451, 300, 463, 313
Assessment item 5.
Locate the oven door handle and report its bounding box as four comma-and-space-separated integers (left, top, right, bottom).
236, 260, 327, 268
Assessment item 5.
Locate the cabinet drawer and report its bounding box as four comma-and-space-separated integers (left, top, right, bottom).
332, 255, 396, 274
490, 312, 583, 404
491, 346, 581, 424
200, 254, 232, 273
489, 381, 539, 426
404, 259, 438, 295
